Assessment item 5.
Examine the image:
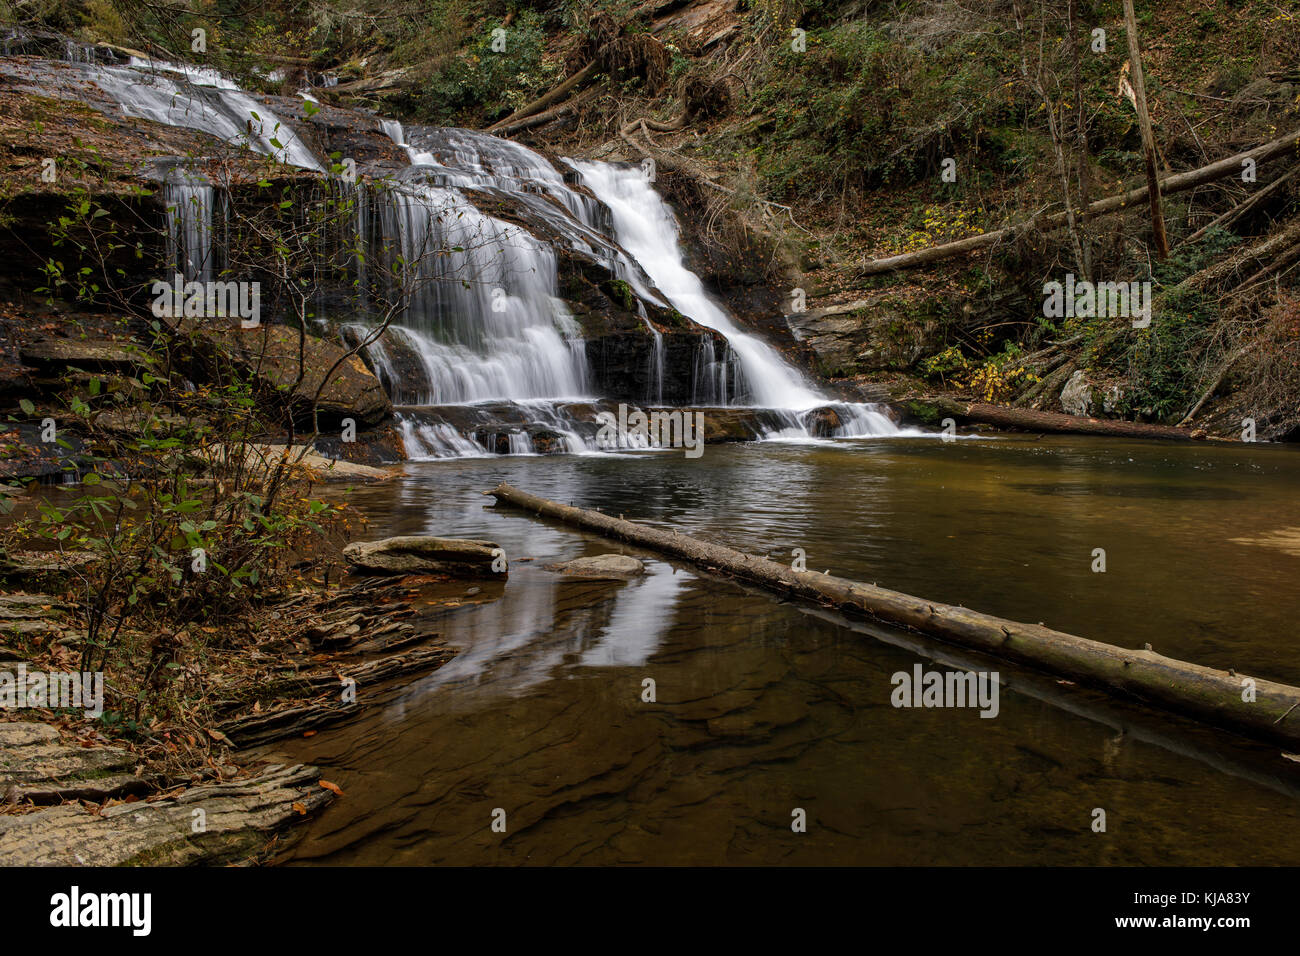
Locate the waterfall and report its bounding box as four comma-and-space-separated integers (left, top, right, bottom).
692, 335, 731, 405
568, 161, 901, 438
568, 160, 826, 410
24, 44, 910, 456
83, 58, 323, 170
162, 167, 214, 282
370, 172, 590, 403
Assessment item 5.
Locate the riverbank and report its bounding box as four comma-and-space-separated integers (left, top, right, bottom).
0, 567, 474, 864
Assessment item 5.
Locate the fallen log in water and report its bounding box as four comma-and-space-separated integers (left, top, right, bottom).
919, 397, 1216, 441
486, 482, 1300, 747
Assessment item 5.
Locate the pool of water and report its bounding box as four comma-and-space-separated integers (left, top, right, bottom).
271, 434, 1300, 865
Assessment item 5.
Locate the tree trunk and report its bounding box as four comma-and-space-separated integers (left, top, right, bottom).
856, 126, 1300, 276
1122, 0, 1170, 258
923, 396, 1214, 440
1185, 168, 1298, 243
1067, 0, 1094, 280
487, 61, 600, 133
489, 87, 598, 137
486, 482, 1300, 747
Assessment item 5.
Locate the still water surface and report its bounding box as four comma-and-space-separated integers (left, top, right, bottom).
274, 435, 1300, 865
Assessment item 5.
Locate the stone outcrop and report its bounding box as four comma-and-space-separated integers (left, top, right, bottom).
169, 319, 392, 428
343, 535, 504, 576
19, 338, 144, 372
0, 761, 335, 866
784, 295, 939, 378
1059, 369, 1126, 418
0, 722, 146, 805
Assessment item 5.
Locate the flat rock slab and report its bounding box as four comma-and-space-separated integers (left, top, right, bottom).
343, 535, 504, 577
20, 338, 143, 371
0, 721, 145, 804
0, 550, 99, 587
248, 444, 401, 483
547, 554, 646, 579
0, 762, 334, 866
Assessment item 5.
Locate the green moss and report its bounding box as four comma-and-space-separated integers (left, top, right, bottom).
603, 279, 636, 312
904, 400, 944, 424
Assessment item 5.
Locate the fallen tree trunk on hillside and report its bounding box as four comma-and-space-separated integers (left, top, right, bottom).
490, 87, 600, 137
920, 396, 1213, 440
330, 67, 413, 95
858, 126, 1300, 276
487, 61, 600, 133
487, 482, 1300, 747
1185, 167, 1299, 243
1179, 217, 1300, 294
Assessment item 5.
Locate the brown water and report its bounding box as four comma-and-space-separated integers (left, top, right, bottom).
271, 434, 1300, 865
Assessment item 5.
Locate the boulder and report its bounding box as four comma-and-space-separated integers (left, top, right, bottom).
1059, 369, 1094, 416
803, 406, 844, 438
1060, 370, 1126, 418
343, 535, 504, 576
547, 554, 645, 579
170, 319, 392, 428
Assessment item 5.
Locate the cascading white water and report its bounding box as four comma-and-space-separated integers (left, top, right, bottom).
162, 166, 213, 282
27, 43, 912, 454
369, 123, 593, 403
83, 58, 323, 170
568, 161, 902, 438
568, 160, 826, 411
378, 125, 678, 402
372, 173, 589, 403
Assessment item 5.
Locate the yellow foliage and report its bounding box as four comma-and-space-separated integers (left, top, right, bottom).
898, 203, 985, 253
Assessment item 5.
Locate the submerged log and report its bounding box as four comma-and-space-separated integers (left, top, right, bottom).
486, 482, 1300, 747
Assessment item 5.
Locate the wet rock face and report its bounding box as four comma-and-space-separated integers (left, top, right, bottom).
343, 535, 504, 576
337, 325, 430, 406
784, 297, 938, 378
0, 423, 82, 480
559, 256, 729, 403
312, 423, 407, 465
803, 406, 844, 438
